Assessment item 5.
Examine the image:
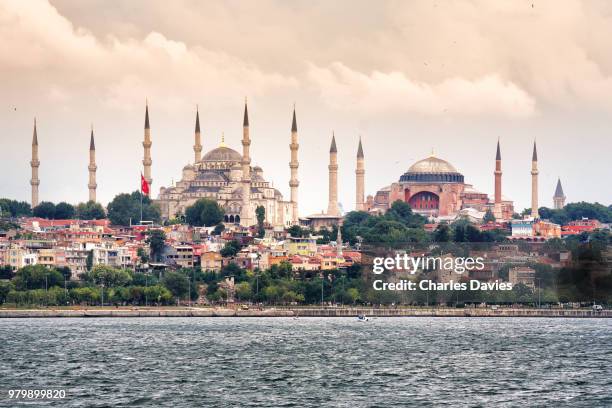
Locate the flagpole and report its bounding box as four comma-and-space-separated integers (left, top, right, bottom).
140, 173, 143, 224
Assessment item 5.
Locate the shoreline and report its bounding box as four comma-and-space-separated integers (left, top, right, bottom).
0, 307, 609, 318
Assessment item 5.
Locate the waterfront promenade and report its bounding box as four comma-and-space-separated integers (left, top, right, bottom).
0, 307, 609, 318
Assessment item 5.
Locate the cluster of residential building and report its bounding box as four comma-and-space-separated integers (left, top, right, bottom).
0, 217, 361, 279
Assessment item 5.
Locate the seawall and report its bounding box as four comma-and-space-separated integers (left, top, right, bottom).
0, 308, 610, 318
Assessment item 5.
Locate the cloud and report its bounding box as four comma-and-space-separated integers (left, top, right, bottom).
0, 0, 298, 113
307, 62, 536, 117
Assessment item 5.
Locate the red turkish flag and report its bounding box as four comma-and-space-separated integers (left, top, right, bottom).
141, 173, 150, 196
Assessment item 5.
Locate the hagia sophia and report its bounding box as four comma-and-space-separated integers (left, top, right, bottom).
26, 102, 567, 228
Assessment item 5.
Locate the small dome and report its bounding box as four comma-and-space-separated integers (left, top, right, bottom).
183, 164, 194, 170
202, 146, 242, 162
407, 156, 458, 174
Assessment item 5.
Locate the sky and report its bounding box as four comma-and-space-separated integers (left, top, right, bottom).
1, 0, 611, 215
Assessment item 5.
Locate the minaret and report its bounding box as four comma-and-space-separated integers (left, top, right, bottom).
493, 139, 502, 220
289, 106, 299, 224
142, 103, 153, 189
194, 107, 202, 163
355, 137, 365, 211
88, 125, 97, 202
553, 178, 566, 209
327, 133, 339, 216
531, 141, 539, 219
336, 223, 343, 258
30, 118, 40, 208
240, 100, 252, 226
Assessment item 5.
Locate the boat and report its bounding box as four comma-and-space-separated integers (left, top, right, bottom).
357, 314, 369, 322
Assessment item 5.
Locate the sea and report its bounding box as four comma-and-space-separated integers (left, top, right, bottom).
1, 317, 611, 407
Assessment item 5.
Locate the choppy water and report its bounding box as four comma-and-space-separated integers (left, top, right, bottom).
1, 317, 611, 407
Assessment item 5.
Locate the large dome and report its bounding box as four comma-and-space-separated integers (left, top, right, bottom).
400, 155, 464, 183
407, 156, 458, 173
202, 146, 242, 162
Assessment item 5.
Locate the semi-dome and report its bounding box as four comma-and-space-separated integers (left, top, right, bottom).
202, 146, 242, 162
400, 155, 464, 183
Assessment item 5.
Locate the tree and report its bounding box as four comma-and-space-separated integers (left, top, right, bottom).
85, 250, 94, 271
162, 271, 189, 298
0, 280, 14, 304
346, 287, 360, 304
434, 224, 451, 242
0, 199, 31, 217
235, 281, 252, 301
256, 205, 265, 238
86, 265, 133, 287
483, 209, 496, 223
220, 240, 241, 257
55, 202, 75, 219
76, 201, 106, 220
185, 198, 224, 227
33, 201, 56, 219
0, 265, 14, 280
287, 225, 305, 238
387, 200, 426, 227
12, 265, 64, 290
212, 224, 225, 236
146, 230, 166, 262
137, 247, 150, 264
107, 191, 161, 225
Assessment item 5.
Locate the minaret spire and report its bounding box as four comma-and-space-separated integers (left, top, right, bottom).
355, 136, 365, 211
493, 138, 503, 220
88, 125, 98, 202
327, 132, 339, 216
553, 177, 566, 209
30, 118, 40, 207
142, 102, 153, 189
289, 105, 299, 224
240, 99, 252, 226
530, 140, 539, 219
194, 106, 202, 163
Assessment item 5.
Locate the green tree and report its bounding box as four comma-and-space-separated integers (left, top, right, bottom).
85, 250, 94, 271
434, 224, 451, 242
32, 201, 56, 219
235, 281, 252, 301
145, 230, 166, 262
185, 198, 224, 227
137, 247, 150, 264
107, 191, 161, 225
76, 201, 106, 220
256, 205, 265, 238
144, 284, 173, 305
0, 280, 14, 304
12, 265, 64, 290
55, 202, 75, 219
212, 224, 225, 236
220, 240, 242, 257
346, 287, 360, 304
87, 265, 133, 287
483, 209, 496, 223
386, 200, 426, 227
287, 225, 305, 238
162, 271, 189, 298
0, 199, 31, 217
0, 265, 14, 279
